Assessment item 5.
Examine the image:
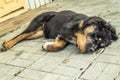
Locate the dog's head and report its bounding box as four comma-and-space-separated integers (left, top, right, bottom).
60, 16, 118, 53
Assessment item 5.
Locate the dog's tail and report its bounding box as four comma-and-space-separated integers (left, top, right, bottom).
22, 11, 57, 33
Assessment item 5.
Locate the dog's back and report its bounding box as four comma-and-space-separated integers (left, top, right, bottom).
44, 10, 88, 38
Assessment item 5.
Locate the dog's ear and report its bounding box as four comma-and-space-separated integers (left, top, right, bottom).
90, 16, 118, 41
104, 23, 118, 40
97, 19, 118, 41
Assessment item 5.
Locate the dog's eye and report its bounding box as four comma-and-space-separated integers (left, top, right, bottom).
98, 38, 102, 41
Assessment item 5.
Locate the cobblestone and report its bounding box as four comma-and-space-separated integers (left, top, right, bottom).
0, 0, 120, 80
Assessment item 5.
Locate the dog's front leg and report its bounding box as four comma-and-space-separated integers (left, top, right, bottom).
75, 33, 87, 53
42, 36, 68, 52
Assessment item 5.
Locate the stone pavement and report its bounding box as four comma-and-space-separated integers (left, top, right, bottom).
0, 0, 120, 80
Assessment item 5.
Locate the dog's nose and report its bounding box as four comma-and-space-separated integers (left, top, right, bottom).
89, 47, 95, 52
87, 44, 97, 52
0, 46, 7, 52
86, 47, 95, 53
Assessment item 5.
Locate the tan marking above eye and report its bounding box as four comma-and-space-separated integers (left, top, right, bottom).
84, 25, 96, 35
78, 20, 84, 29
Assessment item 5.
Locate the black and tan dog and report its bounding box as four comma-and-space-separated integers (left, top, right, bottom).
0, 10, 118, 53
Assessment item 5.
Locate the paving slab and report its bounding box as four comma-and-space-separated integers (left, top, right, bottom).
30, 54, 65, 72
0, 74, 14, 80
0, 64, 24, 80
9, 58, 34, 68
41, 73, 73, 80
0, 0, 120, 80
80, 62, 108, 80
52, 65, 80, 77
96, 64, 120, 80
18, 69, 47, 80
96, 54, 120, 65
46, 44, 77, 58
0, 51, 21, 64
18, 52, 44, 61
101, 47, 120, 56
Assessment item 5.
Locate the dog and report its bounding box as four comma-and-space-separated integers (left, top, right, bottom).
0, 10, 118, 53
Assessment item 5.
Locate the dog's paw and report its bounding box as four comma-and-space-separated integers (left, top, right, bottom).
0, 41, 13, 52
42, 42, 54, 51
0, 46, 7, 52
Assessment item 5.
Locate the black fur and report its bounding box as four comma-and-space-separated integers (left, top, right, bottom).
44, 11, 88, 39
26, 10, 118, 52
1, 10, 118, 53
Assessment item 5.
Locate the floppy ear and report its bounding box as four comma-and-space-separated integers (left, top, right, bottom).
104, 23, 118, 40
93, 17, 118, 41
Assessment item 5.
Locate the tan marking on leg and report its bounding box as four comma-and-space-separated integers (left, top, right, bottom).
37, 23, 45, 30
2, 32, 34, 50
26, 30, 44, 39
4, 23, 45, 48
1, 23, 46, 51
43, 36, 67, 51
75, 33, 87, 53
26, 23, 45, 39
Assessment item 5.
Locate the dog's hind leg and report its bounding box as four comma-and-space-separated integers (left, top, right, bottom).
0, 24, 45, 52
26, 30, 44, 39
42, 35, 68, 52
0, 32, 35, 52
0, 12, 56, 52
0, 29, 45, 52
25, 24, 45, 40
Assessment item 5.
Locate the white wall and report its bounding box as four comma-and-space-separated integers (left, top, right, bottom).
26, 0, 53, 9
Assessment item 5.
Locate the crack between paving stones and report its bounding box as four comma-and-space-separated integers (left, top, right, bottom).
0, 52, 47, 70
0, 62, 27, 68
76, 48, 105, 79
14, 69, 24, 76
114, 72, 120, 80
25, 51, 47, 67
98, 61, 120, 66
0, 63, 27, 79
27, 67, 74, 77
0, 54, 46, 69
94, 64, 108, 80
0, 63, 27, 80
51, 49, 76, 72
0, 48, 107, 80
14, 76, 34, 80
0, 52, 73, 77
